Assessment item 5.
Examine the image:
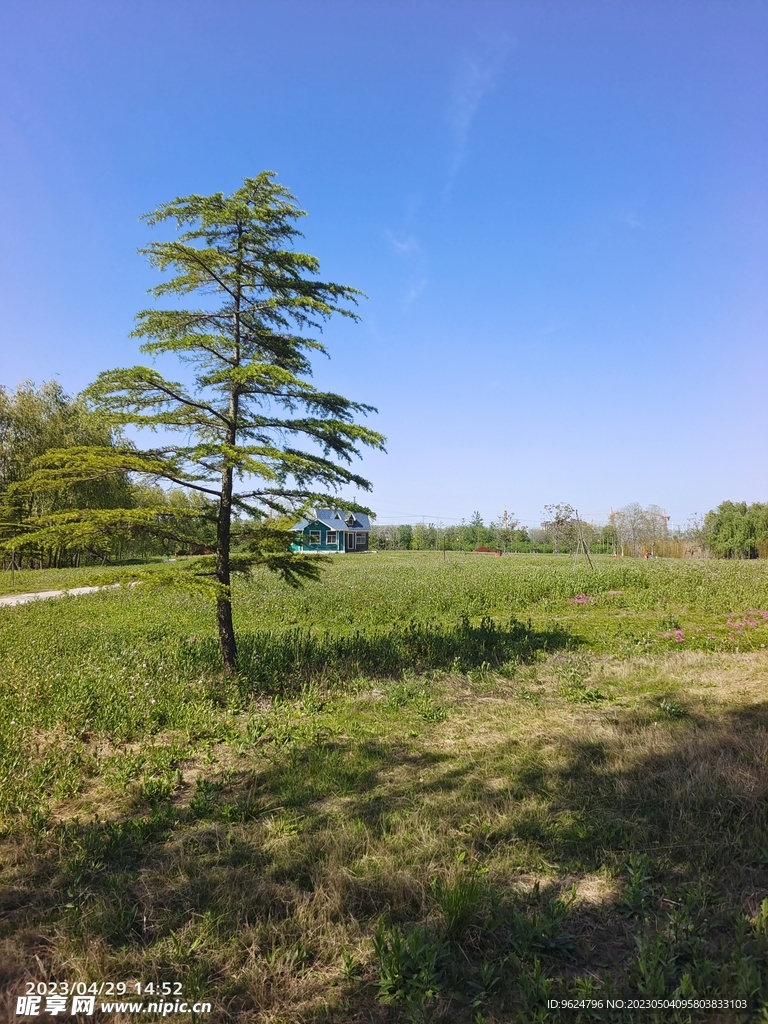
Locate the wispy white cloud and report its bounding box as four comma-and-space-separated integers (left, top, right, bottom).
383, 223, 427, 306
386, 231, 421, 256
582, 205, 645, 254
447, 35, 512, 186
405, 277, 428, 305
618, 210, 641, 230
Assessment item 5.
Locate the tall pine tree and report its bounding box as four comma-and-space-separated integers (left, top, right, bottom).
7, 173, 385, 672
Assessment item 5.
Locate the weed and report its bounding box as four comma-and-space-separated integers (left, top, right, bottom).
658, 697, 688, 719
561, 683, 606, 704
135, 770, 180, 807
386, 680, 447, 722
513, 956, 554, 1012
752, 898, 768, 937
189, 777, 223, 818
557, 659, 607, 704
470, 958, 502, 1005
373, 922, 447, 1020
621, 852, 653, 917
497, 658, 520, 678
658, 614, 682, 631
468, 660, 494, 686
431, 872, 485, 934
340, 948, 360, 980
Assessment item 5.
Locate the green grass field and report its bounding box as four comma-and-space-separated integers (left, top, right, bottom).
1, 553, 767, 1022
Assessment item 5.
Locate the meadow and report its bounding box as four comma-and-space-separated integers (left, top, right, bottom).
1, 552, 767, 1023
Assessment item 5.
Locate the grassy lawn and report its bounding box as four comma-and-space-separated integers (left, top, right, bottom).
1, 553, 767, 1022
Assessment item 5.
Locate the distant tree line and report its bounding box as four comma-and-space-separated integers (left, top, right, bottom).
373, 501, 768, 559
371, 508, 621, 555
371, 512, 536, 553
3, 383, 766, 569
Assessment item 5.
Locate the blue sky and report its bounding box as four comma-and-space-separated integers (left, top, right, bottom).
1, 0, 766, 530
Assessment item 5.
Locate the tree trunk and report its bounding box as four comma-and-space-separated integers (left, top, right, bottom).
215, 248, 244, 676
216, 462, 237, 674
214, 257, 245, 675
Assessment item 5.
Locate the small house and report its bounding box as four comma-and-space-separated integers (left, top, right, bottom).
291, 508, 372, 553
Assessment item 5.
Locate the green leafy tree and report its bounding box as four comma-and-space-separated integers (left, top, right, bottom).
398, 524, 413, 550
412, 522, 437, 550
6, 173, 385, 671
469, 510, 486, 548
490, 508, 519, 552
459, 511, 488, 550
541, 503, 576, 554
705, 501, 768, 558
0, 380, 132, 566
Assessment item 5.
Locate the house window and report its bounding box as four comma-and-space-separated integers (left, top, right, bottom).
309, 530, 321, 544
326, 531, 337, 544
356, 533, 367, 549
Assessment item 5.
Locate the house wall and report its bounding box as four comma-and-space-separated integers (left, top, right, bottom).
291, 524, 370, 553
293, 523, 344, 552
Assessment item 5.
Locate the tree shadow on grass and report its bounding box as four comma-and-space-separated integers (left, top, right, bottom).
2, 702, 768, 1021
176, 616, 577, 696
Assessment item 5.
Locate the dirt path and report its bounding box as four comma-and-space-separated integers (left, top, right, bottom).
0, 585, 115, 608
